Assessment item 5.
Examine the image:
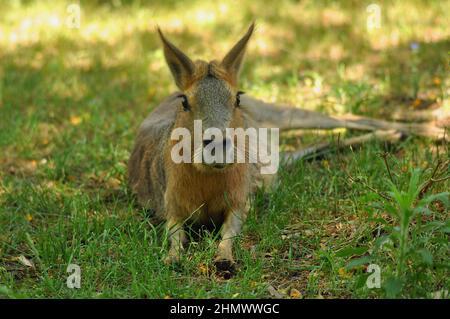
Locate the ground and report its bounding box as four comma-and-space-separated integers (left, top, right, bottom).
0, 0, 449, 298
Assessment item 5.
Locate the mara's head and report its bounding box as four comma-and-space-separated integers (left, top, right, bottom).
158, 24, 254, 172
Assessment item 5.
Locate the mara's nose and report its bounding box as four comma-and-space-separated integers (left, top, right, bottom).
203, 137, 230, 148
202, 137, 233, 166
202, 139, 213, 148
203, 137, 232, 151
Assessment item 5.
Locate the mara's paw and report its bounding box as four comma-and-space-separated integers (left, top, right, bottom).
213, 258, 236, 278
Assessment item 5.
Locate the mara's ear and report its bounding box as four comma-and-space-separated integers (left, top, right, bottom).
221, 23, 255, 84
157, 27, 195, 90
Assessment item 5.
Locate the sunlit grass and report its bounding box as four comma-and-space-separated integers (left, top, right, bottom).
1, 1, 448, 105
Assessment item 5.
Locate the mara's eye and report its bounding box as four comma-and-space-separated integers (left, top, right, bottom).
236, 91, 245, 107
178, 94, 190, 111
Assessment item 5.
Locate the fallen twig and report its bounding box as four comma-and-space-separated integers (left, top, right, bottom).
380, 152, 395, 184
419, 159, 450, 198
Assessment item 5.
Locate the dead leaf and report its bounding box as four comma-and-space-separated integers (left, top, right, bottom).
198, 263, 210, 276
432, 77, 441, 86
267, 285, 283, 298
338, 267, 353, 279
70, 116, 82, 125
17, 255, 35, 269
412, 99, 422, 109
290, 288, 302, 299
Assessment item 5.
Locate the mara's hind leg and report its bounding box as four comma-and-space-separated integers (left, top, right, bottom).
242, 95, 446, 141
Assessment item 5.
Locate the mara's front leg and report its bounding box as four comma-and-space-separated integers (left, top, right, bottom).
163, 188, 189, 264
214, 204, 248, 271
164, 215, 187, 265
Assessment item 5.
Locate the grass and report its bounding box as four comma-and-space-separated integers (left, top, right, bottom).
0, 0, 449, 298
